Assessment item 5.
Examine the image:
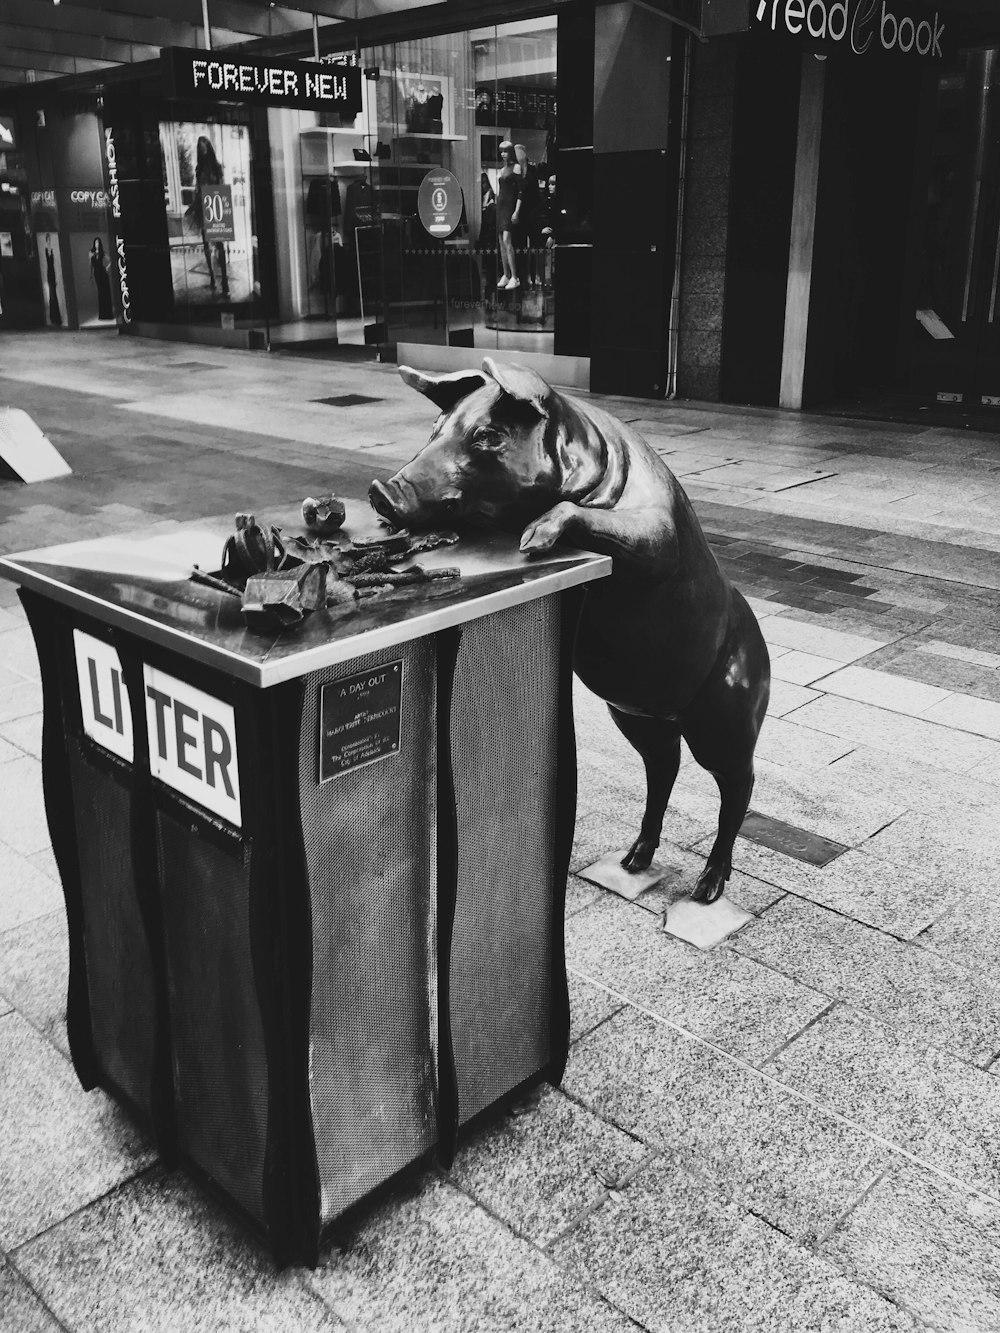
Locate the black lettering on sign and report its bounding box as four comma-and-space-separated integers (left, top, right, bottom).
319, 661, 403, 782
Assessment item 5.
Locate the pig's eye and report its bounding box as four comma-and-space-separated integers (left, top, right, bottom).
471, 425, 504, 453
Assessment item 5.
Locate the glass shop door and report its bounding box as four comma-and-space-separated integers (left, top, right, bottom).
909, 50, 1000, 407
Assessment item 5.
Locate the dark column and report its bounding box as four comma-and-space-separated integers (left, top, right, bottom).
589, 1, 678, 398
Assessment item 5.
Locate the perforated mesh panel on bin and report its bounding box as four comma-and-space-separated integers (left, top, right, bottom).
450, 596, 561, 1122
299, 640, 438, 1225
155, 810, 268, 1225
68, 741, 156, 1118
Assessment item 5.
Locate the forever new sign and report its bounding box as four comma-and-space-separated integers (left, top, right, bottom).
752, 0, 949, 59
164, 47, 362, 114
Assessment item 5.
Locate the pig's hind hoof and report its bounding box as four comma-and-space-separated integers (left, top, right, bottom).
691, 867, 726, 905
620, 836, 656, 873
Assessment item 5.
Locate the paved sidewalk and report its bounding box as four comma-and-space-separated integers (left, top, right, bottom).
2, 330, 1000, 1332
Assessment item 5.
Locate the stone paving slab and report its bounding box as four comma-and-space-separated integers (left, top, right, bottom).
0, 1259, 62, 1333
921, 899, 1000, 977
862, 809, 1000, 888
549, 1155, 920, 1333
752, 716, 856, 770
0, 731, 26, 765
14, 1170, 345, 1333
568, 971, 625, 1044
446, 1084, 650, 1248
816, 664, 953, 715
627, 842, 785, 918
922, 691, 1000, 739
565, 873, 605, 920
791, 693, 1000, 773
760, 619, 893, 663
0, 678, 42, 725
307, 1172, 638, 1333
825, 745, 997, 817
0, 910, 69, 1057
27, 846, 58, 883
0, 757, 52, 860
4, 335, 1000, 1329
766, 680, 823, 717
700, 838, 958, 940
570, 810, 646, 876
576, 749, 719, 851
747, 756, 907, 847
0, 710, 42, 761
0, 1012, 153, 1249
0, 837, 62, 935
768, 1006, 1000, 1200
564, 1008, 892, 1246
578, 851, 670, 903
819, 1164, 1000, 1333
769, 649, 843, 686
661, 895, 754, 948
733, 898, 1000, 1068
0, 625, 40, 680
566, 897, 829, 1066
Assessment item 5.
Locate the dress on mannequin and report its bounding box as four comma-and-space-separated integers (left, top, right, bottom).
44, 239, 62, 326
514, 148, 544, 286
495, 144, 522, 290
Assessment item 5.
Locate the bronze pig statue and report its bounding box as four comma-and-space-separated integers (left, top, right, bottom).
370, 358, 770, 904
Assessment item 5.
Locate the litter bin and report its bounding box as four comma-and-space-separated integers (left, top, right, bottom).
1, 499, 610, 1264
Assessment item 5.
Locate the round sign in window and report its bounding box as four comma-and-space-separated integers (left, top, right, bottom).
417, 168, 463, 238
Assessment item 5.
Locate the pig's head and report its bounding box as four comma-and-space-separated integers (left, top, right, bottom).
369, 358, 561, 532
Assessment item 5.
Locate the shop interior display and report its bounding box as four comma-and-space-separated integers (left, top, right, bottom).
160, 120, 255, 310
293, 22, 557, 347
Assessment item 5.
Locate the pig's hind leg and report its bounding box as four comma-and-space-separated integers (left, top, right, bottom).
607, 708, 682, 872
679, 626, 769, 904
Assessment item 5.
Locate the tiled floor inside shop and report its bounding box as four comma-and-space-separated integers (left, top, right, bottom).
1, 330, 1000, 1332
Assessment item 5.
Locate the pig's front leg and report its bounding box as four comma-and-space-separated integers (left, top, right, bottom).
519, 501, 579, 553
520, 503, 676, 575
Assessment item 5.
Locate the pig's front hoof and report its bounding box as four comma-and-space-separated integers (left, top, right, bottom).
691, 867, 726, 905
519, 521, 553, 555
519, 504, 570, 554
620, 836, 656, 873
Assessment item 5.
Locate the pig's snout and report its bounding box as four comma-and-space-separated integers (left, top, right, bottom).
369, 477, 409, 525
369, 475, 461, 529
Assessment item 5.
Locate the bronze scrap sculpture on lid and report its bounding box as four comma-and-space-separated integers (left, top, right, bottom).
370, 357, 771, 905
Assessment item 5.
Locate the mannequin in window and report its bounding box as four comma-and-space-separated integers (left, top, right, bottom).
514, 144, 546, 288
541, 173, 557, 289
44, 234, 62, 326
405, 81, 443, 135
191, 135, 229, 299
90, 237, 114, 320
479, 171, 498, 298
425, 85, 444, 133
495, 140, 522, 292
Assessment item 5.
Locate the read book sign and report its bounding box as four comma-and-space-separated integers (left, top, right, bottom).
751, 0, 950, 59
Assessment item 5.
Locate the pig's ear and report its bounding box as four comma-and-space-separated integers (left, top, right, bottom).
399, 365, 486, 410
481, 358, 551, 418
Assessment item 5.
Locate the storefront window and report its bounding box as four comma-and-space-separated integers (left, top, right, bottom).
265, 19, 560, 360
906, 51, 1000, 406
159, 119, 257, 320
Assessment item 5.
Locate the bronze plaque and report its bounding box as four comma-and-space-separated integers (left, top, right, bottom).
319, 661, 403, 781
739, 811, 847, 867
